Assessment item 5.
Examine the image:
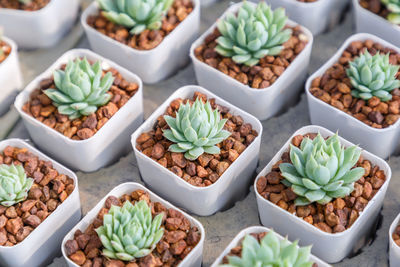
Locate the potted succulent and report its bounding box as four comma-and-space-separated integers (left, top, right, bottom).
0, 138, 81, 267
131, 85, 262, 216
353, 0, 400, 47
190, 1, 313, 120
81, 0, 200, 84
211, 226, 330, 267
390, 213, 400, 266
14, 49, 144, 172
0, 0, 80, 49
254, 125, 391, 263
252, 0, 349, 35
62, 182, 205, 266
306, 33, 400, 159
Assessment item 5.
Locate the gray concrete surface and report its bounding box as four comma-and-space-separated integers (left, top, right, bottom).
1, 1, 397, 266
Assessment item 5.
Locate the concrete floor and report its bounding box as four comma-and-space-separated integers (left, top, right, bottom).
1, 1, 398, 266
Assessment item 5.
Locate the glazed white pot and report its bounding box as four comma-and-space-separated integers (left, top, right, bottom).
131, 85, 262, 216
254, 125, 392, 263
210, 226, 331, 267
62, 182, 205, 267
14, 49, 144, 172
0, 138, 81, 267
353, 0, 400, 48
0, 36, 23, 107
190, 2, 313, 121
389, 213, 400, 267
0, 0, 80, 49
81, 0, 200, 84
306, 33, 400, 159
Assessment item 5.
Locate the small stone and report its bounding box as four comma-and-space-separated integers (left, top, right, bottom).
216, 161, 229, 176
170, 240, 187, 255
70, 250, 86, 265
77, 128, 95, 140
65, 239, 79, 256
171, 153, 187, 168
151, 143, 165, 160
6, 218, 23, 235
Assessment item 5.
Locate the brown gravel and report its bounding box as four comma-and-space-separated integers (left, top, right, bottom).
256, 133, 387, 234
310, 40, 400, 129
0, 39, 11, 64
65, 189, 201, 267
0, 146, 75, 246
359, 0, 398, 24
0, 0, 50, 11
392, 223, 400, 247
22, 61, 139, 141
87, 0, 194, 51
135, 91, 258, 187
194, 25, 308, 89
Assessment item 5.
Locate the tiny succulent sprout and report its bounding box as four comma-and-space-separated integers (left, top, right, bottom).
215, 1, 292, 66
381, 0, 400, 24
346, 50, 400, 102
96, 0, 174, 35
279, 133, 365, 206
219, 231, 314, 267
44, 57, 114, 120
95, 200, 164, 261
163, 98, 231, 161
0, 164, 34, 207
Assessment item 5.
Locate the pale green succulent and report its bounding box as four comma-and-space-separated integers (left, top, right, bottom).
0, 164, 34, 207
96, 0, 174, 35
215, 2, 292, 66
163, 98, 231, 161
18, 0, 32, 4
44, 58, 114, 120
279, 133, 365, 206
381, 0, 400, 24
219, 231, 313, 267
346, 50, 400, 101
95, 200, 164, 261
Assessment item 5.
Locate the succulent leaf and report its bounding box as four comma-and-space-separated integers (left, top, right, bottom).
163, 98, 231, 160
346, 50, 400, 101
279, 133, 364, 206
96, 200, 164, 261
0, 164, 34, 207
44, 58, 114, 120
215, 2, 292, 66
381, 0, 400, 24
96, 0, 173, 35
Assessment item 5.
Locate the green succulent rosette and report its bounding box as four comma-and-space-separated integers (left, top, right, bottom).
0, 164, 34, 207
381, 0, 400, 24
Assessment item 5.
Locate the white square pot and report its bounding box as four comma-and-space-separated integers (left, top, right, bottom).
131, 85, 262, 216
81, 0, 200, 84
0, 36, 23, 106
251, 0, 348, 35
210, 226, 330, 267
0, 138, 81, 267
190, 2, 313, 121
254, 125, 392, 263
62, 182, 205, 267
14, 49, 144, 172
353, 0, 400, 48
0, 0, 80, 49
306, 33, 400, 159
389, 213, 400, 267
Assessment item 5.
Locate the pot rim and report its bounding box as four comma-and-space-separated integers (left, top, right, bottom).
352, 0, 400, 30
0, 0, 60, 15
0, 36, 18, 71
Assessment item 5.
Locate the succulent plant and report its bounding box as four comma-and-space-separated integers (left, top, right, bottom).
279, 133, 365, 206
95, 200, 164, 261
0, 164, 34, 207
163, 98, 231, 161
18, 0, 32, 4
381, 0, 400, 24
346, 50, 400, 101
96, 0, 174, 35
44, 57, 114, 120
219, 231, 313, 267
215, 1, 292, 66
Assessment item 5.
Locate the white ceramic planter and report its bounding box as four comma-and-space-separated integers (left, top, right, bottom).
14, 49, 144, 173
131, 85, 262, 216
0, 0, 80, 49
389, 213, 400, 267
306, 33, 400, 159
62, 182, 205, 267
0, 138, 81, 267
190, 2, 313, 121
81, 0, 200, 84
210, 226, 331, 267
254, 125, 392, 263
353, 0, 400, 48
0, 36, 23, 106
